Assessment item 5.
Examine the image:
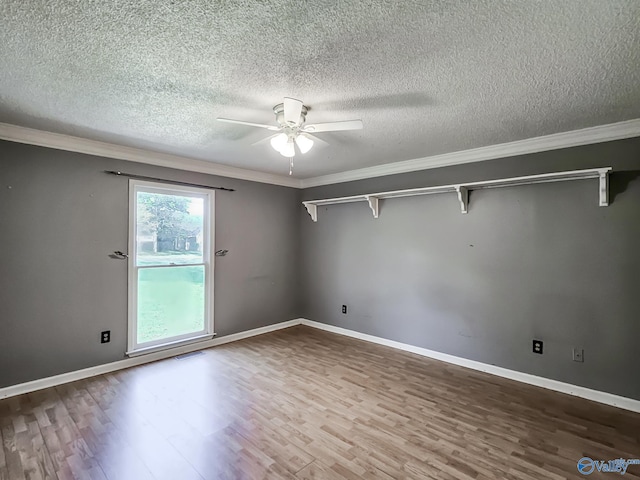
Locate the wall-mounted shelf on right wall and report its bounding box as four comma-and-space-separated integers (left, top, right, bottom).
302, 167, 612, 222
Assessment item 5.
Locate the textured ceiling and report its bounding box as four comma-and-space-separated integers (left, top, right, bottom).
1, 1, 640, 179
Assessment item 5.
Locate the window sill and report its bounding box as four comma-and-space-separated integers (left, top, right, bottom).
126, 333, 215, 358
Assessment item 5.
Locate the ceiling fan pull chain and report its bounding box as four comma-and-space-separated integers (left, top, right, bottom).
289, 156, 294, 175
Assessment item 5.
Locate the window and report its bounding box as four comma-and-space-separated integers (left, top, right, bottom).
127, 180, 214, 355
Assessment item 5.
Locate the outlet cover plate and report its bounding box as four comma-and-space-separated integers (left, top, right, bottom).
533, 339, 543, 354
573, 347, 584, 362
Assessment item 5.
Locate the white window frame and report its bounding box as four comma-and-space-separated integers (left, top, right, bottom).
127, 179, 215, 356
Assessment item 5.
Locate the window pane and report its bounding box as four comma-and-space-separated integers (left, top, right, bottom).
137, 266, 205, 344
136, 192, 204, 266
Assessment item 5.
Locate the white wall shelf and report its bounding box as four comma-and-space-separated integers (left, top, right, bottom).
302, 167, 612, 221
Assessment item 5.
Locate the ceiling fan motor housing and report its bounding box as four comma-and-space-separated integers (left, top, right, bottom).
273, 103, 309, 128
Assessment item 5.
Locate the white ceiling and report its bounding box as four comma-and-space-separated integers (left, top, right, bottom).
1, 1, 640, 179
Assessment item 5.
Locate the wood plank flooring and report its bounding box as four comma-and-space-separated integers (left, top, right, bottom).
1, 325, 639, 479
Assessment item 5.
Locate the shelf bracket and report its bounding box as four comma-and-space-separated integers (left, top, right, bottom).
303, 202, 318, 222
599, 170, 609, 207
365, 195, 379, 219
455, 186, 468, 214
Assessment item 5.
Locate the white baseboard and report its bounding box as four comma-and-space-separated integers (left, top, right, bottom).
0, 319, 302, 400
300, 319, 640, 414
4, 317, 639, 414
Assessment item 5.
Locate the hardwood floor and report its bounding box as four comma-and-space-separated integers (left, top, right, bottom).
1, 325, 639, 479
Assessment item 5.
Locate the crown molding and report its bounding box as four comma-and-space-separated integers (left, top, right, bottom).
0, 123, 300, 188
3, 119, 640, 190
300, 118, 640, 188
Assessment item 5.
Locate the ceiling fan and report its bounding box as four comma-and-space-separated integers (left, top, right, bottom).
217, 97, 363, 174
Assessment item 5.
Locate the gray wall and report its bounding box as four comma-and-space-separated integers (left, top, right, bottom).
0, 140, 301, 388
3, 135, 640, 401
301, 138, 640, 400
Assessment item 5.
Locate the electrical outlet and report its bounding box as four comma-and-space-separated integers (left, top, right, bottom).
101, 330, 111, 344
533, 339, 543, 354
342, 305, 347, 314
572, 347, 584, 362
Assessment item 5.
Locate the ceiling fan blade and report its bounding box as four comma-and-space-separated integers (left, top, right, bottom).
303, 120, 363, 133
217, 118, 280, 131
283, 97, 303, 125
304, 133, 329, 148
251, 134, 279, 146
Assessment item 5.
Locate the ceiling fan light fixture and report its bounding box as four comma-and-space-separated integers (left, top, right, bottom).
270, 132, 288, 153
279, 138, 295, 157
295, 134, 314, 154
